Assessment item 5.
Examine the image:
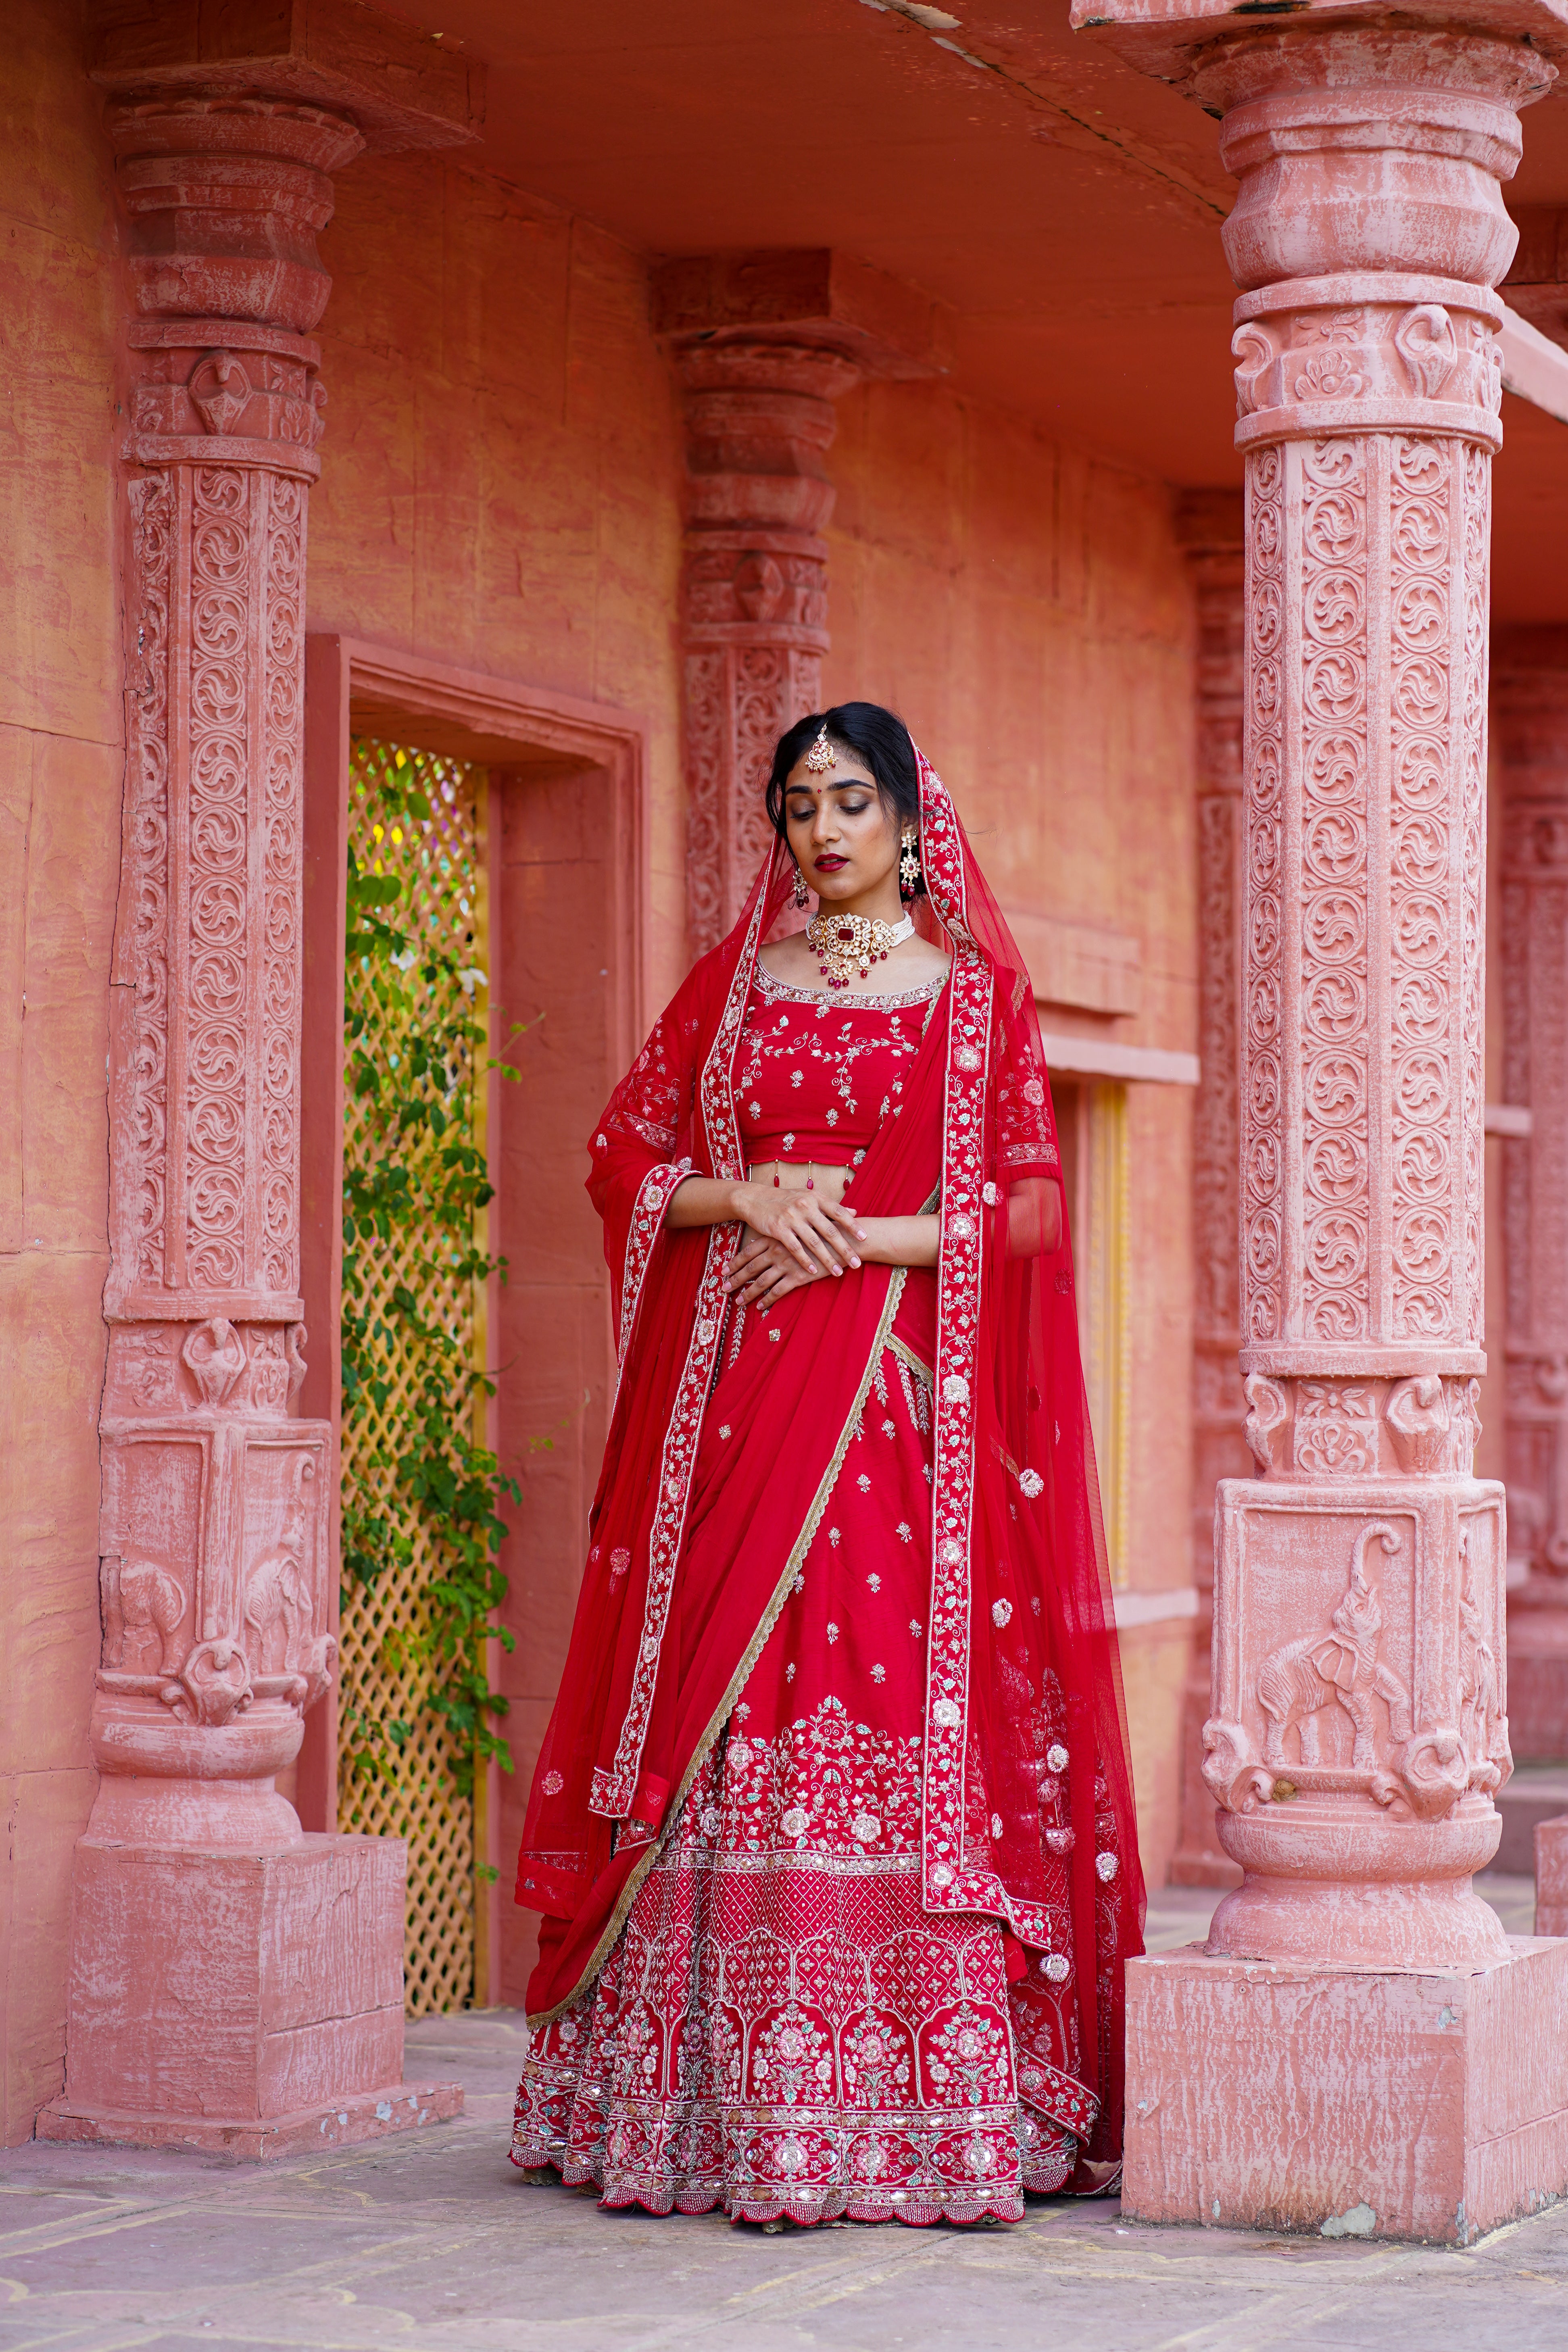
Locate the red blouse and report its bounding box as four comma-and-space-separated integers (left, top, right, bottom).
733, 961, 948, 1172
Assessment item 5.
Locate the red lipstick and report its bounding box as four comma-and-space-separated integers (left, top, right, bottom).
814, 853, 848, 872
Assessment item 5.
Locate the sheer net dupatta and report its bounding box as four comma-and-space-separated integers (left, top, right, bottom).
911, 750, 1145, 2187
513, 844, 793, 1939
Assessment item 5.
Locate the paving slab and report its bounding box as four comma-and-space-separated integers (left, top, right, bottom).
0, 1908, 1564, 2352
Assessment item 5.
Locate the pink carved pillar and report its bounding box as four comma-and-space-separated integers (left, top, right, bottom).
1076, 2, 1568, 2239
1172, 493, 1247, 1888
1495, 630, 1568, 1757
669, 336, 858, 955
42, 26, 475, 2154
652, 252, 945, 955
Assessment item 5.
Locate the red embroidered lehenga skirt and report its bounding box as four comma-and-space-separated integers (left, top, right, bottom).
511, 1313, 1099, 2226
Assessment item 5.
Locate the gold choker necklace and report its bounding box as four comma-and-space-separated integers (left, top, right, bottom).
805, 909, 916, 990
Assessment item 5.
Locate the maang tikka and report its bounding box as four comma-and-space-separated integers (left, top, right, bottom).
805, 725, 836, 774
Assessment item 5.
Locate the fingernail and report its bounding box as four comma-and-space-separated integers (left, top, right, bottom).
850, 1257, 861, 1268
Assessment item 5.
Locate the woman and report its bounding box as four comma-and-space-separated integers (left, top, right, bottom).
511, 704, 1144, 2227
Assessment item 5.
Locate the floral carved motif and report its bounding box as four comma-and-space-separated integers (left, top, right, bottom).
1299, 436, 1371, 1344
1241, 444, 1287, 1346
1231, 298, 1503, 439
1388, 436, 1456, 1343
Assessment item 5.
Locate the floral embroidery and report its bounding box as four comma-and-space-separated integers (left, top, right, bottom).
734, 972, 939, 1173
513, 1720, 1090, 2225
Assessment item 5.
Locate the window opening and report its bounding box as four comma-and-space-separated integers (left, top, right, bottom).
337, 738, 517, 2015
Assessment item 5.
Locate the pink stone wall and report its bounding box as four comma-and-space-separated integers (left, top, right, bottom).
307, 156, 690, 1001
0, 0, 125, 2145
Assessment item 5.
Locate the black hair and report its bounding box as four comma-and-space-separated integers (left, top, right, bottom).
764, 703, 921, 856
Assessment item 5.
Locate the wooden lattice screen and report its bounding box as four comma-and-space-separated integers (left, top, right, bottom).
338, 738, 489, 2015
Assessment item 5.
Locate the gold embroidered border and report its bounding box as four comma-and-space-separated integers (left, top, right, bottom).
529, 1263, 909, 2027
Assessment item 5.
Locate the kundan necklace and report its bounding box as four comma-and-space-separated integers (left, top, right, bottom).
805, 907, 916, 990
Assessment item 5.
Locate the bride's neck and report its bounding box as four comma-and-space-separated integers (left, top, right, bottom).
810, 888, 905, 926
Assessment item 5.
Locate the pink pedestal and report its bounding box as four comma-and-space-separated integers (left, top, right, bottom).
1124, 1939, 1568, 2243
1537, 1814, 1568, 1936
38, 1833, 461, 2158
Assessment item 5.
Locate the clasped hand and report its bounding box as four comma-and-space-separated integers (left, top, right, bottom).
725, 1180, 867, 1312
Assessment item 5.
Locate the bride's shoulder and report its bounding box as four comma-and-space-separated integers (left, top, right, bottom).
897, 935, 952, 980
757, 935, 819, 985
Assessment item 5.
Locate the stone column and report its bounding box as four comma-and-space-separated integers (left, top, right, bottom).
1075, 0, 1568, 2239
1495, 630, 1568, 1756
1172, 492, 1247, 1888
651, 253, 945, 955
43, 19, 476, 2156
671, 336, 856, 955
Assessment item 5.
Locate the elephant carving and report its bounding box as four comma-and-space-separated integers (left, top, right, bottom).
1256, 1521, 1411, 1774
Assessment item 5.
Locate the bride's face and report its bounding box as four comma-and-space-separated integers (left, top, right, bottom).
782, 751, 903, 913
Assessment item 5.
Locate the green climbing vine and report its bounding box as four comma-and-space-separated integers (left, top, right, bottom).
338, 743, 521, 1813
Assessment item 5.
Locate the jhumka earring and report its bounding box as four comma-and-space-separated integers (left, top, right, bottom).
792, 857, 809, 911
899, 830, 922, 902
805, 725, 836, 774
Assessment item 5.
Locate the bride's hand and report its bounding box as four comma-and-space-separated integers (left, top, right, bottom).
727, 1233, 825, 1309
725, 1183, 865, 1291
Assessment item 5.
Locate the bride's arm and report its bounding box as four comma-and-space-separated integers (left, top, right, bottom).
666, 1175, 865, 1281
849, 1214, 938, 1269
727, 1211, 936, 1309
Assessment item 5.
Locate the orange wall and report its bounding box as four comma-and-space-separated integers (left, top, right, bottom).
0, 0, 125, 2144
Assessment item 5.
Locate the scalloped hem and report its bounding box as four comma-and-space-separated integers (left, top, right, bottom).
511, 2145, 1029, 2229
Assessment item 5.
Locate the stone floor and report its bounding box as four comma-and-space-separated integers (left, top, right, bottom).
3, 1876, 1565, 2352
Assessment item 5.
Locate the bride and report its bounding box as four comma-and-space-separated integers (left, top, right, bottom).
511, 703, 1144, 2226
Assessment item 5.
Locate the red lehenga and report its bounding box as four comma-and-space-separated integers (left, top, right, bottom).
511, 754, 1145, 2226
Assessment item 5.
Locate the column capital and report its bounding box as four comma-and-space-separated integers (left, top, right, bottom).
651, 248, 951, 380
1076, 4, 1561, 452
90, 0, 484, 154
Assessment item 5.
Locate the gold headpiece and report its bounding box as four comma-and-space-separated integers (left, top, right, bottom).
805, 725, 836, 774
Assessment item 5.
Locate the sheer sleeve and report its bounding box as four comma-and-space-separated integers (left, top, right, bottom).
586, 967, 709, 1359
994, 977, 1059, 1180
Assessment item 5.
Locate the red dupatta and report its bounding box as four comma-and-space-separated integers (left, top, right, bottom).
516, 753, 1145, 2175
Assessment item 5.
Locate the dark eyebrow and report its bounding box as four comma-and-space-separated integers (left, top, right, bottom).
785, 777, 876, 795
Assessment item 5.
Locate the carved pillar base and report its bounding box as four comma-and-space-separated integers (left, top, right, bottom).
1124, 1937, 1568, 2243
40, 1834, 461, 2158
